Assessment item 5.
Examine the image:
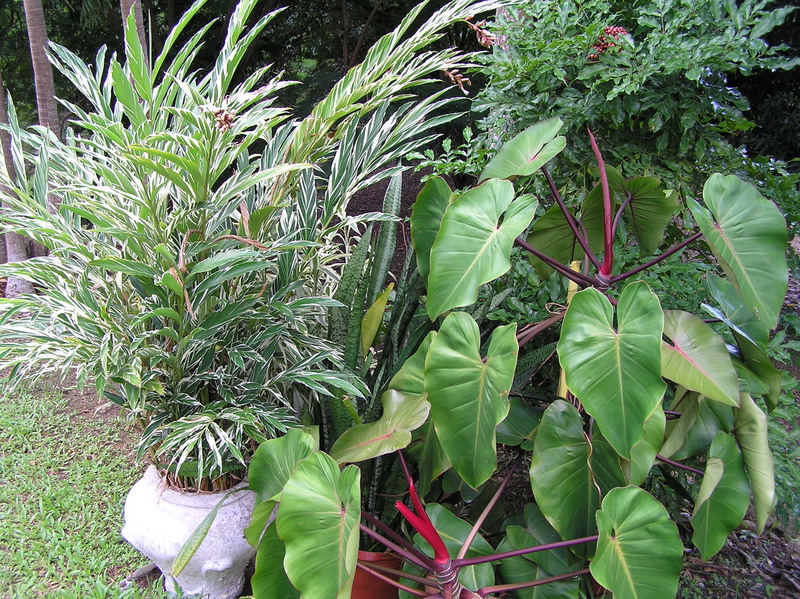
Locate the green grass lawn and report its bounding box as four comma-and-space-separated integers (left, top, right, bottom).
0, 380, 169, 599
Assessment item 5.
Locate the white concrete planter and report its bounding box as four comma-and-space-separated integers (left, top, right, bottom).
122, 465, 256, 599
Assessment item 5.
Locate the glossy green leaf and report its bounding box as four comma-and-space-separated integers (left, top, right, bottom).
689, 174, 787, 330
479, 117, 566, 181
703, 276, 781, 410
507, 503, 580, 576
615, 175, 679, 256
524, 205, 594, 279
691, 432, 750, 559
387, 330, 435, 397
426, 312, 517, 487
419, 503, 494, 591
330, 390, 430, 463
661, 310, 739, 406
558, 282, 665, 458
733, 393, 775, 531
277, 452, 360, 599
625, 407, 666, 486
496, 398, 543, 450
591, 487, 683, 599
530, 400, 623, 552
410, 176, 452, 284
408, 420, 450, 496
361, 283, 394, 354
250, 523, 300, 599
495, 538, 582, 599
249, 428, 315, 504
427, 180, 537, 318
660, 391, 734, 460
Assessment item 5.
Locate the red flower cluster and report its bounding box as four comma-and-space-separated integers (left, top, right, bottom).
588, 25, 628, 61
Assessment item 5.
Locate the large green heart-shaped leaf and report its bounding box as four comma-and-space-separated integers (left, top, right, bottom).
530, 401, 623, 553
558, 282, 666, 458
689, 174, 787, 330
479, 117, 566, 181
733, 393, 775, 531
692, 432, 750, 559
615, 175, 679, 257
277, 452, 361, 599
507, 503, 581, 576
427, 180, 538, 318
661, 310, 739, 407
496, 538, 582, 599
249, 428, 316, 504
425, 312, 517, 487
330, 389, 430, 463
591, 487, 683, 599
410, 176, 452, 284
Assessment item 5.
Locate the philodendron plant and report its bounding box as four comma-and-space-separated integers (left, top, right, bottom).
243, 117, 788, 599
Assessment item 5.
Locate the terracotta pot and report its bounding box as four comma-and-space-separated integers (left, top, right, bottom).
352, 550, 403, 599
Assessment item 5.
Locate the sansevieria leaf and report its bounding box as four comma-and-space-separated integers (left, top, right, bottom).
558, 282, 665, 458
592, 487, 683, 599
425, 312, 517, 488
277, 452, 360, 599
426, 179, 537, 318
661, 310, 739, 407
692, 432, 750, 559
689, 174, 787, 330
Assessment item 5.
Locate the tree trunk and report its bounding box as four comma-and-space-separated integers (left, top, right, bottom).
0, 71, 33, 297
120, 0, 149, 65
22, 0, 59, 138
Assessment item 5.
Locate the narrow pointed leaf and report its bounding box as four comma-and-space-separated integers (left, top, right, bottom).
479, 117, 566, 181
661, 310, 739, 406
592, 487, 683, 599
425, 312, 517, 488
361, 283, 394, 353
691, 432, 750, 559
427, 180, 537, 318
558, 282, 665, 458
733, 393, 775, 531
689, 174, 787, 329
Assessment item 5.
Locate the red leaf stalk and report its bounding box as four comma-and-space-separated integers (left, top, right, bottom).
588, 128, 613, 281
396, 453, 450, 565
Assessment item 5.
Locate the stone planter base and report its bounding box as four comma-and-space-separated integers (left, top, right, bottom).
122, 465, 256, 599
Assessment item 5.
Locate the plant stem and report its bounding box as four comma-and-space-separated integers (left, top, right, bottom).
542, 166, 601, 271
478, 568, 591, 597
587, 129, 613, 280
656, 454, 705, 476
457, 451, 523, 560
361, 510, 431, 566
362, 562, 433, 587
516, 311, 565, 347
612, 195, 633, 241
356, 563, 428, 598
514, 237, 599, 287
359, 523, 435, 571
453, 536, 598, 567
610, 231, 703, 283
